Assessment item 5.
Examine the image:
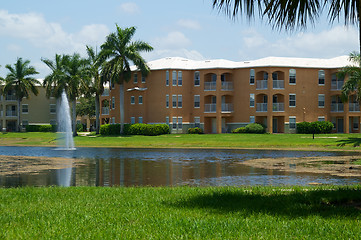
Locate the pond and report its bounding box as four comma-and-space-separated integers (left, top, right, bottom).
0, 146, 360, 187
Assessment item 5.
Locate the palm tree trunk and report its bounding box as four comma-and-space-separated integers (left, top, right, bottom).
72, 100, 77, 137
95, 94, 100, 134
17, 99, 21, 132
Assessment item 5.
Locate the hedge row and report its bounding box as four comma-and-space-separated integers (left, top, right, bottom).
296, 121, 334, 134
100, 123, 170, 136
232, 123, 265, 134
25, 125, 56, 132
187, 127, 203, 134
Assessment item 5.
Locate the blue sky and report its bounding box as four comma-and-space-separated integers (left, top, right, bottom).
0, 0, 358, 78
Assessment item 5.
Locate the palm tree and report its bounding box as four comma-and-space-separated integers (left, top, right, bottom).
42, 54, 68, 99
340, 52, 361, 104
3, 58, 39, 132
100, 25, 153, 133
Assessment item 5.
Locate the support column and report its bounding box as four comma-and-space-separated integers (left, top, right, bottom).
345, 115, 350, 133
216, 73, 222, 134
267, 116, 273, 134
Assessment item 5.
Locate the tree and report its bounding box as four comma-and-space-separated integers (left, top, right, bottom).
340, 52, 361, 104
76, 97, 95, 121
3, 58, 39, 132
42, 54, 68, 99
100, 25, 153, 133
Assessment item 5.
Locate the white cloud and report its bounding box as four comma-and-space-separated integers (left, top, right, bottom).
6, 44, 21, 52
153, 31, 192, 49
119, 2, 140, 14
177, 19, 201, 30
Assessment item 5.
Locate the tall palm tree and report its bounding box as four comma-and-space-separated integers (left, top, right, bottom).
101, 25, 153, 133
3, 58, 39, 132
42, 54, 68, 99
340, 52, 361, 103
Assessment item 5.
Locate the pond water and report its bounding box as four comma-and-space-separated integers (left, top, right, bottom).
0, 146, 360, 187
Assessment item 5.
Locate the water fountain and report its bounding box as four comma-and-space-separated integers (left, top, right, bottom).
57, 90, 75, 150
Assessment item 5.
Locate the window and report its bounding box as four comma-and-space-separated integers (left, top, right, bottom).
318, 116, 325, 122
354, 117, 359, 129
263, 72, 268, 80
172, 117, 177, 129
134, 73, 138, 83
131, 117, 135, 124
194, 71, 200, 86
194, 117, 200, 128
139, 117, 143, 123
178, 95, 182, 108
178, 71, 182, 86
289, 117, 296, 129
194, 95, 200, 108
250, 94, 255, 107
289, 69, 296, 84
111, 80, 115, 89
112, 117, 115, 124
22, 104, 28, 114
250, 69, 255, 84
139, 95, 143, 104
112, 97, 115, 108
178, 117, 183, 129
172, 71, 177, 86
50, 104, 56, 114
250, 116, 255, 123
166, 70, 169, 86
318, 94, 325, 108
141, 75, 146, 83
166, 116, 169, 125
289, 94, 296, 107
318, 70, 325, 85
130, 96, 135, 105
166, 95, 169, 108
172, 95, 177, 108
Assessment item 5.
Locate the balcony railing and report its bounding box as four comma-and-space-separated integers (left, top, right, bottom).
273, 80, 284, 89
273, 103, 284, 112
221, 81, 233, 91
331, 81, 344, 90
6, 110, 17, 117
221, 103, 233, 112
5, 95, 17, 101
102, 88, 110, 96
331, 103, 344, 112
256, 103, 268, 112
204, 103, 216, 113
349, 103, 360, 112
204, 82, 216, 91
256, 80, 268, 90
102, 107, 109, 115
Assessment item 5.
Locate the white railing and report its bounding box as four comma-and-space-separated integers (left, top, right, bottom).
204, 82, 216, 91
221, 81, 233, 91
6, 110, 17, 117
273, 80, 284, 89
349, 103, 360, 112
256, 80, 268, 89
5, 95, 17, 101
204, 103, 216, 113
331, 103, 344, 112
221, 103, 233, 112
102, 107, 109, 115
273, 103, 284, 112
331, 81, 344, 90
256, 103, 268, 112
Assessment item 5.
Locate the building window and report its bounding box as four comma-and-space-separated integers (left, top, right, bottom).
111, 80, 115, 89
250, 69, 255, 84
172, 71, 177, 86
250, 116, 255, 123
166, 116, 169, 125
172, 117, 177, 129
250, 94, 255, 107
50, 104, 56, 114
318, 116, 325, 122
194, 71, 200, 86
131, 117, 135, 124
22, 104, 28, 114
166, 95, 169, 108
289, 94, 296, 107
318, 94, 325, 108
141, 75, 146, 83
263, 72, 268, 80
130, 96, 135, 105
112, 117, 115, 124
194, 117, 200, 128
178, 95, 182, 108
166, 70, 169, 86
318, 70, 325, 85
172, 95, 177, 108
353, 117, 359, 129
111, 97, 115, 109
139, 95, 143, 104
134, 73, 138, 84
289, 69, 296, 84
178, 71, 182, 86
178, 117, 183, 129
139, 117, 143, 123
289, 117, 296, 129
194, 95, 200, 108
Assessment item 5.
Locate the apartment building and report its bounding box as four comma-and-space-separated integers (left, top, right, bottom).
100, 56, 356, 134
0, 86, 57, 131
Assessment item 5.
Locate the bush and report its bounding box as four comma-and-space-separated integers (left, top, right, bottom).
232, 127, 246, 133
297, 121, 333, 134
26, 125, 55, 132
100, 124, 121, 135
187, 127, 203, 134
101, 123, 170, 136
245, 123, 265, 134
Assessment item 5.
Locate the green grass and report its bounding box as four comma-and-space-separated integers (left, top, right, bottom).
2, 132, 361, 150
1, 186, 360, 239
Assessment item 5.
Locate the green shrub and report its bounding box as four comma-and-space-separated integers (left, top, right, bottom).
26, 125, 55, 132
76, 123, 84, 132
101, 123, 169, 136
296, 122, 311, 134
232, 127, 246, 133
297, 121, 333, 134
245, 123, 265, 134
100, 124, 121, 135
187, 127, 204, 134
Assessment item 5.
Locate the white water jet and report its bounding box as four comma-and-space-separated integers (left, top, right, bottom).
57, 90, 75, 150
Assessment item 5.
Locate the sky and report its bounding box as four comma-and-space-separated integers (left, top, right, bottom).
0, 0, 358, 78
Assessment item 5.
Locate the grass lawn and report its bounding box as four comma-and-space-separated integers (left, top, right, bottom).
2, 132, 361, 150
1, 186, 360, 239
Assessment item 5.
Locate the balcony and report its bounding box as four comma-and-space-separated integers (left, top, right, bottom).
6, 110, 17, 117
272, 103, 284, 112
256, 103, 268, 112
102, 88, 110, 96
221, 81, 233, 91
204, 103, 216, 113
221, 103, 233, 112
331, 103, 344, 112
349, 103, 360, 112
204, 82, 216, 91
5, 95, 17, 101
102, 107, 110, 115
273, 80, 284, 89
256, 80, 268, 90
331, 81, 344, 90
0, 111, 3, 117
